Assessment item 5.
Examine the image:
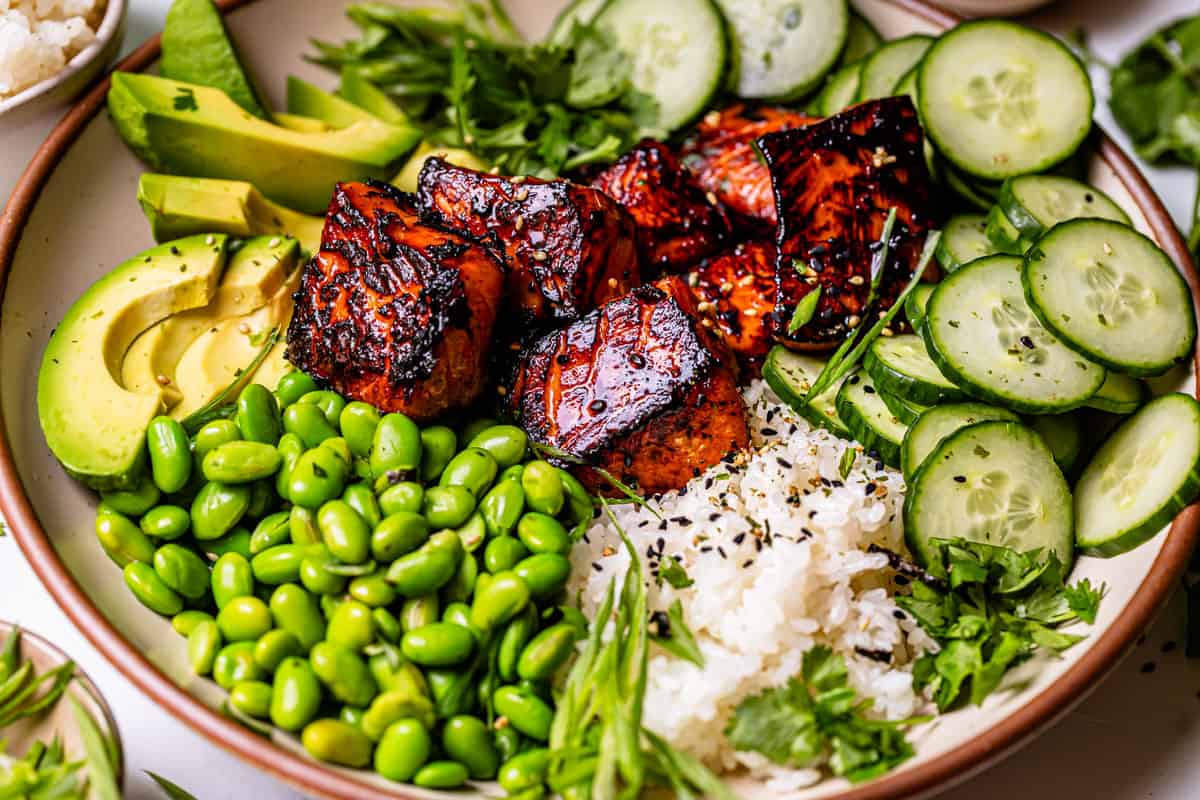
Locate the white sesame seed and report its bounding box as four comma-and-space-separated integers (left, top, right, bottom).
848, 276, 865, 286
744, 308, 757, 317
847, 315, 861, 328
268, 237, 281, 247
881, 327, 895, 337
156, 374, 171, 386
705, 191, 719, 206
607, 277, 618, 289
238, 322, 251, 335
515, 188, 529, 202
514, 215, 525, 232
1103, 241, 1113, 255
205, 235, 215, 246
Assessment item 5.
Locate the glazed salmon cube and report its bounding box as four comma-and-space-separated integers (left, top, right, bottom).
689, 240, 779, 376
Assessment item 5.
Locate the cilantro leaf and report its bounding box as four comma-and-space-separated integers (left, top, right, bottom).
726, 677, 823, 767
1063, 578, 1105, 624
658, 555, 694, 589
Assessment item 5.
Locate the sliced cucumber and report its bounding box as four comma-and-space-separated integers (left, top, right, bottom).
941, 159, 994, 212
893, 64, 917, 100
858, 35, 932, 102
937, 214, 996, 272
985, 204, 1025, 255
905, 284, 936, 331
1027, 413, 1083, 475
905, 420, 1074, 571
719, 0, 848, 100
762, 346, 851, 437
835, 373, 908, 467
1023, 218, 1197, 377
596, 0, 727, 131
1075, 393, 1200, 557
918, 21, 1093, 180
840, 10, 882, 64
924, 254, 1106, 414
901, 402, 1018, 477
999, 175, 1131, 243
879, 388, 928, 426
547, 0, 612, 43
1084, 371, 1149, 415
864, 333, 964, 406
817, 61, 862, 116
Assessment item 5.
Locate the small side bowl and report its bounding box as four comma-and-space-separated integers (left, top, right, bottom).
0, 621, 124, 795
0, 0, 127, 118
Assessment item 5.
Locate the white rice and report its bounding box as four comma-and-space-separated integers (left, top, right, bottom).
568, 380, 937, 788
0, 0, 103, 98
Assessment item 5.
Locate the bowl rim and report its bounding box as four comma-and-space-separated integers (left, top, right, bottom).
0, 0, 1198, 798
0, 0, 128, 117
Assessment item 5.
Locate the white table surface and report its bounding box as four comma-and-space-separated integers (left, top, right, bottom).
3, 0, 1200, 797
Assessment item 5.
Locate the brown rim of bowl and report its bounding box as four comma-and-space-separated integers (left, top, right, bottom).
0, 1, 1197, 798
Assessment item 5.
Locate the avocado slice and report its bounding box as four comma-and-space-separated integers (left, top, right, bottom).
273, 112, 333, 133
161, 0, 271, 120
122, 235, 300, 407
287, 76, 380, 129
138, 174, 324, 254
391, 141, 491, 192
339, 68, 408, 125
38, 235, 230, 490
108, 73, 421, 213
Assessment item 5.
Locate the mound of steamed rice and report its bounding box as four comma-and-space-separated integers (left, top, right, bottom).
0, 0, 104, 99
568, 380, 936, 791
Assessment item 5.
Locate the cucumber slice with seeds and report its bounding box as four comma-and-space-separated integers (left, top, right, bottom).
924, 254, 1106, 414
719, 0, 848, 100
901, 402, 1018, 477
905, 420, 1074, 571
835, 373, 908, 467
904, 284, 936, 331
858, 35, 932, 102
1023, 218, 1196, 377
1084, 371, 1149, 415
999, 175, 1130, 243
937, 214, 997, 272
1075, 393, 1200, 557
879, 388, 928, 426
985, 205, 1025, 255
1027, 413, 1083, 475
817, 61, 862, 116
762, 346, 850, 437
864, 333, 964, 405
918, 21, 1093, 180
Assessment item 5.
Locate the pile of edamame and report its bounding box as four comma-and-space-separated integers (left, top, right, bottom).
95, 371, 594, 794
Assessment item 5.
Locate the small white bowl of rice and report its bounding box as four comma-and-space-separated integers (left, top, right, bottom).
0, 0, 126, 117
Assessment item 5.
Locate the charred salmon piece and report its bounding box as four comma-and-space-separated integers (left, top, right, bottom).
758, 97, 935, 351
416, 158, 640, 326
690, 240, 779, 376
510, 276, 748, 496
679, 104, 819, 228
285, 180, 505, 422
590, 139, 731, 274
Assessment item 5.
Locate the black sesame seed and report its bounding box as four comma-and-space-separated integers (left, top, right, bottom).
863, 385, 876, 394
733, 533, 746, 545
717, 547, 727, 559
700, 546, 713, 553
894, 574, 910, 586
742, 559, 755, 568
656, 537, 666, 552
1141, 661, 1157, 674
1020, 335, 1035, 349
953, 475, 966, 483
893, 610, 906, 620
709, 513, 721, 521
776, 457, 793, 469
849, 375, 860, 385
658, 520, 668, 531
556, 353, 570, 365
591, 562, 603, 572
629, 353, 646, 368
864, 482, 876, 495
588, 399, 608, 414
761, 427, 778, 436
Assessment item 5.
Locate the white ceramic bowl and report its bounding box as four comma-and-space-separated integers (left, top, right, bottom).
933, 0, 1056, 15
0, 0, 127, 118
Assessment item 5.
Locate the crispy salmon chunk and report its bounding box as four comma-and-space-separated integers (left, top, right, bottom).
510, 277, 748, 496
690, 240, 779, 375
417, 158, 640, 326
286, 181, 504, 421
758, 97, 935, 350
679, 104, 819, 228
590, 140, 730, 273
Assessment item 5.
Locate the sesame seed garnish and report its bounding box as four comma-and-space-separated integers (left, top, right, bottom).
848, 275, 865, 286
608, 277, 618, 289
238, 322, 251, 335
880, 327, 894, 337
744, 308, 757, 316
591, 562, 603, 572
514, 215, 525, 231
268, 237, 281, 247
953, 475, 966, 483
532, 250, 548, 262
205, 235, 215, 246
719, 281, 733, 293
1103, 241, 1113, 255
602, 546, 616, 557
496, 385, 508, 396
846, 315, 861, 328
512, 175, 526, 184
515, 188, 529, 202
705, 191, 719, 205
717, 546, 727, 559
156, 374, 171, 386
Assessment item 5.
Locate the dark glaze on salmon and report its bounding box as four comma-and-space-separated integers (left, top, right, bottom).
285, 180, 504, 421
590, 139, 731, 273
689, 240, 779, 376
416, 158, 640, 327
679, 104, 819, 229
509, 276, 748, 495
758, 97, 934, 351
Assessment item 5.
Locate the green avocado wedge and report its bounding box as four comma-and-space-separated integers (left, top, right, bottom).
38, 235, 230, 490
108, 73, 421, 214
286, 76, 381, 129
161, 0, 271, 120
338, 68, 409, 125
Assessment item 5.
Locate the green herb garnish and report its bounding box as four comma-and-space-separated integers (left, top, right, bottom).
838, 448, 857, 480
179, 326, 279, 434
147, 771, 200, 800
650, 599, 704, 667
787, 285, 822, 334
658, 555, 694, 589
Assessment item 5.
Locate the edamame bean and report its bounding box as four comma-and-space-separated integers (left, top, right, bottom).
374, 608, 401, 643
454, 512, 487, 555
439, 447, 498, 498
95, 506, 155, 567
299, 549, 348, 596
441, 549, 478, 604
191, 482, 251, 541
153, 544, 209, 600
270, 657, 321, 731
386, 531, 463, 597
401, 595, 440, 633
140, 504, 190, 541
172, 610, 213, 637
288, 505, 320, 545
374, 719, 431, 781
275, 371, 318, 407
213, 641, 261, 689
298, 390, 346, 426
302, 719, 372, 768
317, 500, 370, 564
100, 480, 160, 516
253, 630, 302, 672
514, 553, 571, 597
557, 468, 593, 524
362, 690, 436, 740
193, 419, 242, 456
147, 417, 193, 493
378, 481, 424, 516
520, 461, 564, 517
371, 512, 430, 563
288, 447, 348, 509
340, 706, 365, 729
282, 403, 338, 449
342, 482, 381, 529
348, 573, 396, 608
202, 441, 282, 484
269, 584, 326, 649
311, 641, 377, 707
424, 668, 471, 718
470, 571, 530, 632
497, 606, 538, 682
371, 413, 422, 480
460, 417, 498, 446
237, 384, 281, 444
517, 624, 577, 680
443, 715, 500, 779
414, 761, 468, 789
230, 680, 273, 718
211, 552, 254, 609
249, 512, 290, 555
494, 686, 553, 740
493, 725, 522, 763
187, 620, 222, 675
498, 748, 550, 793
468, 425, 528, 469
402, 623, 475, 667
340, 402, 381, 459
484, 536, 528, 574
517, 512, 570, 555
480, 480, 524, 537
418, 426, 458, 483
202, 526, 252, 560
442, 602, 472, 630
247, 479, 276, 519
124, 561, 183, 615
251, 543, 323, 585
499, 464, 525, 483
422, 485, 476, 529
217, 596, 273, 641
275, 433, 305, 502
328, 600, 375, 651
